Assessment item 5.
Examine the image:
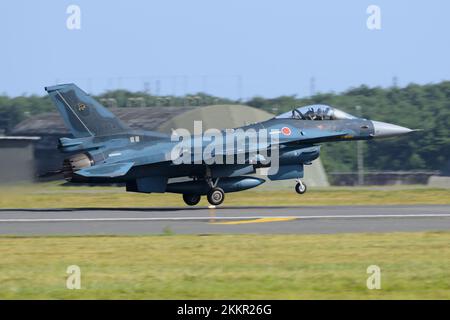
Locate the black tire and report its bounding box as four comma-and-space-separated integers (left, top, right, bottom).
207, 187, 225, 206
183, 194, 201, 206
295, 182, 307, 194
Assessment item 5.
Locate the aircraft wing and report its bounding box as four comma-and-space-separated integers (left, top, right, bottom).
71, 129, 350, 175
217, 129, 349, 154
180, 129, 349, 164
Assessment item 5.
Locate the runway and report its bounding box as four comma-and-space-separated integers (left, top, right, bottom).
0, 205, 449, 235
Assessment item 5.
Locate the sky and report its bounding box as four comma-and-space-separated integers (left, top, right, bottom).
0, 0, 449, 99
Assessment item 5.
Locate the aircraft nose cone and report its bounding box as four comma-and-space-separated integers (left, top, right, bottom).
371, 121, 413, 138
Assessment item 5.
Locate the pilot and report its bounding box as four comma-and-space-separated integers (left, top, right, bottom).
316, 107, 324, 120
305, 108, 316, 120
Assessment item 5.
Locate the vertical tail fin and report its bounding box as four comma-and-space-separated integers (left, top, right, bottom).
45, 83, 130, 138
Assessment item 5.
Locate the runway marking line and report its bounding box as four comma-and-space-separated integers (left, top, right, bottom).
0, 213, 449, 223
209, 217, 296, 225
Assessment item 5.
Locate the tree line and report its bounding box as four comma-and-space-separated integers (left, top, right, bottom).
246, 82, 450, 174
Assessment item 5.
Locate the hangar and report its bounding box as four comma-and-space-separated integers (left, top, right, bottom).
9, 104, 329, 187
0, 135, 40, 183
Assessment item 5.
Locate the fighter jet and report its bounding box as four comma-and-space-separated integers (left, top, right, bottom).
44, 83, 414, 206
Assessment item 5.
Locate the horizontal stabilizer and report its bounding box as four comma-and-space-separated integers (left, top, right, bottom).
75, 162, 134, 178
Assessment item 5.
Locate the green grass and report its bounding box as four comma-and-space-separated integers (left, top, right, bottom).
0, 183, 449, 208
0, 232, 449, 299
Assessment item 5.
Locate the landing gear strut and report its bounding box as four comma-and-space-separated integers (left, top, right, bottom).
295, 179, 307, 194
204, 174, 225, 206
183, 194, 201, 206
207, 187, 225, 206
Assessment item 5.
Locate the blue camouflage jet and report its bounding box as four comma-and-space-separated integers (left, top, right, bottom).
44, 83, 415, 206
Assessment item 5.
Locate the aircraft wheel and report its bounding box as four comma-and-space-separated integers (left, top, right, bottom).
207, 187, 225, 206
295, 182, 307, 194
183, 194, 201, 206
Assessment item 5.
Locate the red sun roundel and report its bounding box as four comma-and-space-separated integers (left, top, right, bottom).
281, 127, 291, 136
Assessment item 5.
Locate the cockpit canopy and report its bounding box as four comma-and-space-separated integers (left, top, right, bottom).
275, 104, 357, 120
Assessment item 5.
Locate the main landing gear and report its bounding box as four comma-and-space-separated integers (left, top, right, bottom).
182, 177, 225, 206
295, 179, 307, 194
205, 177, 225, 206
207, 187, 225, 206
182, 194, 201, 206
182, 188, 225, 206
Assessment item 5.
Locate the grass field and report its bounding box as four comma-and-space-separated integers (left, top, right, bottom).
0, 232, 449, 299
0, 183, 449, 208
1, 183, 448, 299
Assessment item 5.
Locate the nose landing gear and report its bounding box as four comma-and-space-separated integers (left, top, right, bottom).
295, 179, 307, 194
